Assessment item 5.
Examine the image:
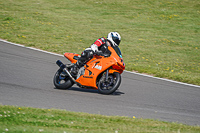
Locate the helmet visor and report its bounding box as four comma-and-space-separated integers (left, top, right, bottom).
112, 35, 120, 45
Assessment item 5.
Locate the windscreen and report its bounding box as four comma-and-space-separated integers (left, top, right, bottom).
113, 46, 122, 58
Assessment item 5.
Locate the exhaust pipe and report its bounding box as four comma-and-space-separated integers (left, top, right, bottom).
56, 60, 66, 70
56, 60, 77, 83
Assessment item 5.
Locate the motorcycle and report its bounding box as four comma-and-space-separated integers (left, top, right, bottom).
53, 46, 125, 94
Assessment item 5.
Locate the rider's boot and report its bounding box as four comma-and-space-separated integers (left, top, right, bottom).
71, 50, 92, 75
71, 60, 83, 76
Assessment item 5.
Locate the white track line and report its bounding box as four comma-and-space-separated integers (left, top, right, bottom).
124, 70, 200, 88
0, 39, 63, 57
1, 39, 200, 88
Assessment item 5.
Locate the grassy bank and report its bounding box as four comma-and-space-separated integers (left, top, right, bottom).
0, 105, 200, 133
0, 0, 199, 85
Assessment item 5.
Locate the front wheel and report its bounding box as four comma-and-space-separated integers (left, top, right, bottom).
98, 72, 121, 95
53, 68, 74, 89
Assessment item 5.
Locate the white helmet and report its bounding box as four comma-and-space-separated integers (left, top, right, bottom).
107, 32, 121, 46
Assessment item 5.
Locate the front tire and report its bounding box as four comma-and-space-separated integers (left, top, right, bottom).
53, 68, 74, 89
98, 72, 121, 94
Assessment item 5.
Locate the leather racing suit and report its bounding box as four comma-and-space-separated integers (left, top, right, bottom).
71, 37, 109, 75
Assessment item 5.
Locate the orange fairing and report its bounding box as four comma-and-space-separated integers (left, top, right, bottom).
76, 55, 118, 88
64, 53, 80, 64
64, 46, 125, 89
108, 46, 125, 73
76, 46, 125, 89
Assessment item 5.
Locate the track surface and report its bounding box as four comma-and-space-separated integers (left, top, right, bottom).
0, 41, 200, 126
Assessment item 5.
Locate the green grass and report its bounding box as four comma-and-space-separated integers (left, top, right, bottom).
0, 0, 199, 85
0, 105, 200, 133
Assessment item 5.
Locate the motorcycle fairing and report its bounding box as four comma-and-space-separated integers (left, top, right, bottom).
63, 46, 125, 89
75, 56, 118, 89
64, 53, 80, 64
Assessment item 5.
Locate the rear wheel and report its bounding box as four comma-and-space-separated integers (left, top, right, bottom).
98, 72, 121, 94
53, 68, 74, 89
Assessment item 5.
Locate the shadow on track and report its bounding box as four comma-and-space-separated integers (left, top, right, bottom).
54, 87, 125, 96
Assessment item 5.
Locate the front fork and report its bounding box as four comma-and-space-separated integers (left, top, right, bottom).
101, 69, 114, 88
105, 69, 109, 82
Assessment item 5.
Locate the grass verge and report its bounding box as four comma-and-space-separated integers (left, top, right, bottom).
0, 0, 199, 85
0, 105, 200, 133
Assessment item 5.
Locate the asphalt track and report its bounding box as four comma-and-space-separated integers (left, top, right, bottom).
0, 40, 200, 126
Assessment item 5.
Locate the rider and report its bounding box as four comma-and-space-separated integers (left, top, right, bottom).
71, 32, 121, 75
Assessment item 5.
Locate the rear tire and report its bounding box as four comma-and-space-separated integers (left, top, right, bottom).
98, 72, 121, 95
53, 68, 74, 89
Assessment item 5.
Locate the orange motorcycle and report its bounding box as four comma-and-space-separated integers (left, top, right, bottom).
53, 46, 125, 94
